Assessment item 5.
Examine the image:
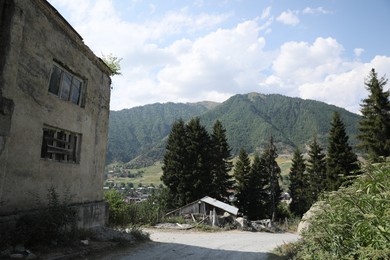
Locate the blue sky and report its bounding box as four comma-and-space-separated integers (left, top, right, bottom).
48, 0, 390, 113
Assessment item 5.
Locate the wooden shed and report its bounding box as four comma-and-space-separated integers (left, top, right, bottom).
166, 196, 239, 217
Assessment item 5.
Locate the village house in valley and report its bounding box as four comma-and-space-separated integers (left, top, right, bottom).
0, 0, 112, 229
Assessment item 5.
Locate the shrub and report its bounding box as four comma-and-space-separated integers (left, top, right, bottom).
104, 190, 131, 226
104, 188, 167, 227
296, 162, 390, 259
11, 187, 78, 246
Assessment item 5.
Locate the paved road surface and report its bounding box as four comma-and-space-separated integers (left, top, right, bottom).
90, 229, 300, 260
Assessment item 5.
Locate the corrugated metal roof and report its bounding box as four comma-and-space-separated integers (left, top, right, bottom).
201, 196, 239, 215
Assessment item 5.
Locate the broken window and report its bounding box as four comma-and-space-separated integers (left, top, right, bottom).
41, 126, 81, 163
48, 64, 83, 106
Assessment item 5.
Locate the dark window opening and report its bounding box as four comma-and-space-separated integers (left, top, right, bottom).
48, 64, 83, 106
41, 127, 81, 163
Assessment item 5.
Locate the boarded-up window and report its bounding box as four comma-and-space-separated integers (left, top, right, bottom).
48, 64, 83, 106
41, 126, 81, 163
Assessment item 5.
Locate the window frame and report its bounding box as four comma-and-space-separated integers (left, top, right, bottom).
40, 125, 81, 164
48, 62, 85, 106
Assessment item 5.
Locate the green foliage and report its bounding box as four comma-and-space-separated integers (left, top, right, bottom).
184, 117, 213, 203
289, 148, 311, 217
107, 93, 360, 167
101, 53, 122, 76
358, 69, 390, 162
260, 136, 282, 221
201, 93, 360, 155
326, 111, 360, 191
246, 154, 268, 219
209, 120, 234, 201
161, 118, 233, 208
307, 136, 327, 202
234, 137, 283, 221
233, 149, 252, 217
295, 162, 390, 259
10, 187, 77, 246
104, 188, 168, 227
107, 102, 209, 164
104, 189, 131, 226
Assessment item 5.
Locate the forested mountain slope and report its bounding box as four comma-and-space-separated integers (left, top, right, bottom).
200, 93, 360, 155
107, 102, 214, 164
107, 93, 361, 166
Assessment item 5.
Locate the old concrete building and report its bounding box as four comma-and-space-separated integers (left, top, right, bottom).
0, 0, 112, 228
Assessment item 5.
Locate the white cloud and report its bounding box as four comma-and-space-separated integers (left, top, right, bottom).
276, 10, 299, 26
156, 21, 271, 99
354, 48, 364, 58
48, 0, 390, 115
272, 37, 345, 85
299, 56, 390, 113
261, 6, 272, 20
149, 4, 156, 14
302, 7, 332, 15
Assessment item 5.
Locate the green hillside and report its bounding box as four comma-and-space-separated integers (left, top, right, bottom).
107, 102, 213, 164
200, 93, 360, 155
107, 93, 361, 167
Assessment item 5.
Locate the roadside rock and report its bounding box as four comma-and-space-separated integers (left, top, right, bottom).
235, 217, 247, 228
297, 201, 325, 234
90, 226, 135, 242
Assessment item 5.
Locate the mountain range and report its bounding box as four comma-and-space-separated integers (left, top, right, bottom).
107, 92, 361, 167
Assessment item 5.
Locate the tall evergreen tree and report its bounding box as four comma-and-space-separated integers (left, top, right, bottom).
210, 120, 233, 202
326, 112, 359, 190
289, 148, 311, 217
233, 149, 252, 217
260, 136, 282, 221
358, 69, 390, 162
161, 119, 188, 207
162, 118, 213, 207
248, 154, 268, 219
184, 117, 213, 204
307, 136, 327, 202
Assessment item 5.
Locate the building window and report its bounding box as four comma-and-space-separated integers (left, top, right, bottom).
48, 64, 83, 106
41, 126, 81, 163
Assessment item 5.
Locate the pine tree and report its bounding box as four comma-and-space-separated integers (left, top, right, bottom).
358, 68, 390, 162
161, 119, 188, 207
307, 136, 326, 202
233, 149, 252, 217
184, 117, 213, 204
289, 148, 311, 217
210, 120, 233, 202
326, 112, 359, 190
248, 154, 268, 219
260, 136, 282, 221
161, 118, 213, 207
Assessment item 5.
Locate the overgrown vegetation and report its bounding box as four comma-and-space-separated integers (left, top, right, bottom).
276, 162, 390, 259
2, 188, 78, 247
104, 188, 168, 227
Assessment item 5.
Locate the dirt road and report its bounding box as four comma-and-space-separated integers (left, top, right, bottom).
91, 229, 300, 260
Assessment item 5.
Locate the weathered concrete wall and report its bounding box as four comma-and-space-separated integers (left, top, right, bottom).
0, 0, 111, 228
